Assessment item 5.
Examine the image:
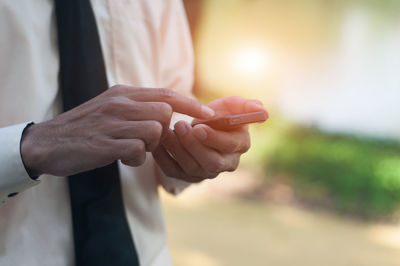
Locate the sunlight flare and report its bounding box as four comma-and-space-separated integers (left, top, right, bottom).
233, 47, 269, 77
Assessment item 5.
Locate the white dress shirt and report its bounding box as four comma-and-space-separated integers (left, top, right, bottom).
0, 0, 193, 265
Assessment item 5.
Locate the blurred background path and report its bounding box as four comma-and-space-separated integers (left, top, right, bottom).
161, 169, 400, 266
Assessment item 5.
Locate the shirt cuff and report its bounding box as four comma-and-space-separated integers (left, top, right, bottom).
0, 122, 40, 204
155, 162, 191, 195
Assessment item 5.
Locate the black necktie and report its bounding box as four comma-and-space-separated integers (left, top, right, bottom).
53, 1, 140, 265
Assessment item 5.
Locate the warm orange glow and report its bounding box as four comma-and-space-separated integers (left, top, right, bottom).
233, 47, 269, 77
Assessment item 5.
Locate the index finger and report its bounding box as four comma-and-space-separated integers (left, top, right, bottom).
208, 96, 267, 115
116, 86, 215, 119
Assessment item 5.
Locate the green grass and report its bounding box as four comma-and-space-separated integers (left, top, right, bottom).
262, 122, 400, 218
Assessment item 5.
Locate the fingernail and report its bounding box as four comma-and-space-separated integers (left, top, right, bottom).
201, 106, 215, 118
247, 101, 264, 111
175, 123, 188, 137
193, 126, 207, 141
252, 102, 264, 109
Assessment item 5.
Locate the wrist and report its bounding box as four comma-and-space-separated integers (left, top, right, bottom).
20, 123, 45, 177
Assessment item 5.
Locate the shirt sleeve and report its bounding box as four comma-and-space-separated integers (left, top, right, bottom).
0, 123, 40, 205
157, 0, 196, 194
159, 0, 195, 98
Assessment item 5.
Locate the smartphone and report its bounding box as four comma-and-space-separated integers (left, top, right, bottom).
192, 111, 268, 130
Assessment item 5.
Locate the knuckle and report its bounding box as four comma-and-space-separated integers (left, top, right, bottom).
108, 84, 123, 94
239, 134, 251, 153
101, 97, 125, 112
188, 98, 201, 110
206, 172, 219, 179
227, 156, 240, 172
137, 153, 146, 166
158, 102, 173, 120
147, 121, 163, 148
242, 141, 251, 153
207, 158, 226, 174
127, 100, 140, 113
90, 134, 110, 148
132, 140, 146, 155
223, 143, 238, 154
231, 133, 250, 153
156, 88, 175, 99
227, 164, 238, 172
150, 102, 173, 126
124, 141, 146, 166
149, 121, 163, 138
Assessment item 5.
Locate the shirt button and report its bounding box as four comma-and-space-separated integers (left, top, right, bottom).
8, 192, 18, 198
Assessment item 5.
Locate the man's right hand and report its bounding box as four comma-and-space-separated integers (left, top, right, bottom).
20, 85, 215, 177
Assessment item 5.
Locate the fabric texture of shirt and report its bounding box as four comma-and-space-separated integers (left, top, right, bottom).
0, 0, 193, 265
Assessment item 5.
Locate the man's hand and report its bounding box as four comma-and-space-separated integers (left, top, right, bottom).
20, 85, 215, 177
153, 96, 267, 182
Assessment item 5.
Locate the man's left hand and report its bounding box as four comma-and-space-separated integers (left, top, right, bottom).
152, 96, 267, 182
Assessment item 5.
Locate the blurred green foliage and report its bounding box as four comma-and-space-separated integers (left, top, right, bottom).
264, 123, 400, 218
190, 0, 400, 219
